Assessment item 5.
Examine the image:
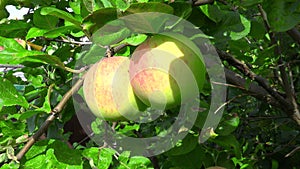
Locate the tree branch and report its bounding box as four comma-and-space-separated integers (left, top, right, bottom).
224, 68, 280, 108
217, 49, 300, 125
15, 42, 130, 161
287, 27, 300, 45
16, 73, 87, 161
258, 4, 300, 125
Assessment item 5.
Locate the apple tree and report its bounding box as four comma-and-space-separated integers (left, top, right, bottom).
0, 0, 300, 168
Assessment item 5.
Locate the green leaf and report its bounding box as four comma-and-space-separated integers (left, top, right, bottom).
0, 77, 29, 110
27, 75, 44, 88
123, 2, 173, 15
93, 24, 131, 46
115, 0, 129, 11
24, 154, 47, 169
82, 147, 100, 168
26, 27, 48, 40
239, 0, 263, 7
40, 7, 82, 27
209, 11, 251, 43
212, 135, 242, 159
100, 0, 113, 8
33, 8, 59, 29
19, 110, 44, 120
228, 14, 251, 40
0, 37, 65, 68
118, 151, 130, 164
97, 148, 116, 169
165, 134, 198, 156
48, 140, 83, 166
0, 162, 20, 169
81, 44, 106, 65
83, 8, 118, 34
168, 145, 205, 169
0, 120, 26, 137
116, 123, 140, 136
82, 0, 102, 13
249, 20, 266, 39
25, 139, 52, 159
120, 3, 174, 34
25, 139, 83, 168
126, 156, 152, 168
264, 0, 300, 32
0, 20, 30, 38
119, 34, 147, 46
200, 4, 223, 23
0, 105, 17, 115
169, 2, 192, 19
216, 116, 240, 136
69, 0, 81, 15
44, 25, 81, 38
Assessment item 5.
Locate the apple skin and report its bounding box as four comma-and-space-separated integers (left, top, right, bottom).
83, 56, 147, 121
129, 34, 206, 109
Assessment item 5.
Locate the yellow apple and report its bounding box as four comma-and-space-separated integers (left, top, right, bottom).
129, 33, 206, 109
83, 56, 147, 121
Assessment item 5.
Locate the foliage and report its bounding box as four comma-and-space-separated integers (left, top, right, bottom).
0, 0, 299, 168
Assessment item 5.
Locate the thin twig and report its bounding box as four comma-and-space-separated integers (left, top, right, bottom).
218, 50, 300, 125
64, 66, 89, 74
55, 38, 93, 45
287, 28, 300, 45
258, 4, 300, 125
213, 94, 246, 114
192, 0, 214, 6
0, 64, 25, 69
285, 146, 300, 158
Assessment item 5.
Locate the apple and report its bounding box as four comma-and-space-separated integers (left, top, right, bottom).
83, 56, 147, 121
129, 33, 206, 109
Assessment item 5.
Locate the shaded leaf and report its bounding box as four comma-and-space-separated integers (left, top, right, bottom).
40, 7, 82, 27
168, 145, 205, 169
0, 77, 29, 110
100, 0, 113, 8
200, 4, 223, 23
19, 110, 44, 120
81, 44, 106, 65
44, 25, 81, 38
165, 134, 198, 156
93, 24, 131, 46
82, 0, 102, 13
119, 34, 147, 46
216, 116, 240, 136
239, 0, 263, 7
169, 2, 192, 19
123, 2, 173, 15
212, 135, 242, 159
33, 8, 59, 29
0, 20, 30, 38
83, 8, 118, 34
264, 0, 300, 32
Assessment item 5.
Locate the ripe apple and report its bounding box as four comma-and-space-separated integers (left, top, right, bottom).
83, 56, 147, 121
129, 33, 206, 109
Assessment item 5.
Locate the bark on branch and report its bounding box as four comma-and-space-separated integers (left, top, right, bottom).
16, 73, 87, 161
287, 27, 300, 45
15, 43, 129, 161
218, 50, 300, 125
